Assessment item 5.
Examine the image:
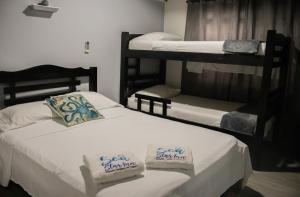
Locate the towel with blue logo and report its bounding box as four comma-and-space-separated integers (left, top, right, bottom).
83, 152, 144, 184
146, 145, 194, 170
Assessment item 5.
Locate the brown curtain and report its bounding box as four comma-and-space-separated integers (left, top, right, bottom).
185, 0, 300, 156
184, 0, 299, 102
186, 0, 297, 41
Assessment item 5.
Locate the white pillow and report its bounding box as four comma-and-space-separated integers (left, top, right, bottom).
0, 92, 121, 132
67, 91, 121, 110
135, 85, 181, 99
0, 101, 53, 132
133, 32, 182, 41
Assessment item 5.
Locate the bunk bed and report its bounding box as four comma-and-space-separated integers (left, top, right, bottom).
119, 30, 291, 169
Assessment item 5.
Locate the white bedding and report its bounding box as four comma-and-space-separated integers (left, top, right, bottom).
128, 95, 245, 128
129, 40, 266, 56
0, 106, 252, 197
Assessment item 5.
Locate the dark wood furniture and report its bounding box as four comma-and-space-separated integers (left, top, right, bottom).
0, 65, 97, 197
135, 93, 171, 116
0, 65, 97, 107
120, 30, 291, 170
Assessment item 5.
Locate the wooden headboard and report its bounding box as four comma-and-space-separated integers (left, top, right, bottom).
0, 65, 97, 107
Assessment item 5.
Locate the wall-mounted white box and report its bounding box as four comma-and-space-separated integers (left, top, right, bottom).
29, 4, 59, 13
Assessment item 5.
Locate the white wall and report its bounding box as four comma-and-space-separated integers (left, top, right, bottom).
0, 0, 164, 102
164, 0, 187, 88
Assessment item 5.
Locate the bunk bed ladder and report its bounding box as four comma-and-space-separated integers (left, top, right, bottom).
120, 32, 168, 106
120, 32, 143, 105
128, 58, 141, 92
128, 58, 141, 77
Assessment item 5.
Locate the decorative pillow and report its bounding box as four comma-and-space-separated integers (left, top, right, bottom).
0, 101, 53, 132
46, 94, 103, 127
135, 85, 181, 99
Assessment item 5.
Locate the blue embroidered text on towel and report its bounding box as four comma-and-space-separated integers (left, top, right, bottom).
146, 145, 194, 170
83, 152, 144, 184
100, 154, 137, 173
156, 147, 186, 161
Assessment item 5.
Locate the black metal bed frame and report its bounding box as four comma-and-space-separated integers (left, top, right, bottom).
120, 30, 291, 169
0, 65, 97, 107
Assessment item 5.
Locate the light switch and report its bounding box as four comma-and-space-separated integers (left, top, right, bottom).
85, 41, 90, 54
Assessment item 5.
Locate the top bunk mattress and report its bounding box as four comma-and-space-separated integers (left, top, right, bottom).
129, 40, 266, 56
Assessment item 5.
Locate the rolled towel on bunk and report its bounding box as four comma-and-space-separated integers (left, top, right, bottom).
221, 111, 257, 135
146, 145, 194, 170
223, 40, 260, 54
83, 152, 144, 184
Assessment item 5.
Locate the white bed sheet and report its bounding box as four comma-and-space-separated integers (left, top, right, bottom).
0, 106, 252, 197
128, 95, 245, 128
129, 40, 266, 56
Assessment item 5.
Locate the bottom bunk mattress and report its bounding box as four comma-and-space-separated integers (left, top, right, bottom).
128, 94, 274, 137
128, 94, 245, 128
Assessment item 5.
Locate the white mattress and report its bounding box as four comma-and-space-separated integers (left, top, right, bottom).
0, 106, 252, 197
128, 95, 245, 128
129, 40, 266, 55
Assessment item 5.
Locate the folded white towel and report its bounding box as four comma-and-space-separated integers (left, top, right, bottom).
83, 152, 144, 184
146, 145, 194, 170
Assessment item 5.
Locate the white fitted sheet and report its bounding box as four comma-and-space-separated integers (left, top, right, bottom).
128, 95, 245, 128
0, 106, 252, 197
129, 40, 266, 56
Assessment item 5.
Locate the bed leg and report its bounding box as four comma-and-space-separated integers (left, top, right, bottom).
252, 139, 263, 170
221, 179, 244, 196
137, 98, 142, 111
149, 100, 154, 114
162, 102, 167, 116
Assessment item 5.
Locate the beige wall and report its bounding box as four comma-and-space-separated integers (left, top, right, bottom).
164, 0, 187, 37
164, 0, 187, 88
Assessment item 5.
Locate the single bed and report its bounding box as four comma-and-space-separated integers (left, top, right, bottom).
0, 65, 252, 197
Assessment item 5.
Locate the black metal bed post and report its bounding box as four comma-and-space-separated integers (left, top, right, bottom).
265, 36, 290, 145
120, 32, 129, 106
89, 67, 98, 92
276, 37, 291, 141
254, 30, 276, 170
180, 61, 187, 94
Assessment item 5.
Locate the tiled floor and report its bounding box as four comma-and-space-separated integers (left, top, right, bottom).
228, 171, 300, 197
